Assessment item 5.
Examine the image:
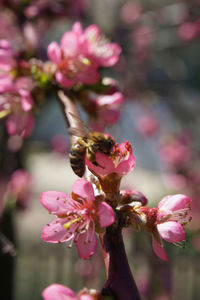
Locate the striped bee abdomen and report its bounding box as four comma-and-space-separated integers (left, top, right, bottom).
69, 141, 86, 177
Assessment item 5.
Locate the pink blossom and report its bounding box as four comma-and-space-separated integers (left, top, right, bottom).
90, 91, 125, 128
41, 179, 114, 259
84, 24, 121, 67
7, 169, 31, 209
15, 77, 34, 111
132, 26, 154, 48
0, 73, 15, 93
47, 22, 121, 88
0, 39, 16, 71
86, 141, 136, 178
160, 140, 191, 167
120, 2, 142, 24
6, 111, 34, 138
178, 22, 196, 41
137, 115, 159, 137
138, 194, 191, 261
42, 284, 93, 300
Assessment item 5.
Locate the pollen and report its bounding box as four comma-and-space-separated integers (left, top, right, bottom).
64, 216, 83, 230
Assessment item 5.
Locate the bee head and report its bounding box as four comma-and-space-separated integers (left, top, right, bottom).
100, 136, 115, 154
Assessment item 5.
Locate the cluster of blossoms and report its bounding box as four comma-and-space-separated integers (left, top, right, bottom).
0, 40, 35, 139
47, 22, 121, 88
41, 136, 191, 261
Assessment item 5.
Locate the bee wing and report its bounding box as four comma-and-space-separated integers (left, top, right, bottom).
68, 112, 92, 133
68, 127, 89, 138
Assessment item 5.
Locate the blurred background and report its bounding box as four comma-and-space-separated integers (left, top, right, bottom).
0, 0, 200, 299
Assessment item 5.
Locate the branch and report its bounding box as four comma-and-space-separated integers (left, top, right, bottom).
101, 212, 141, 300
57, 90, 81, 144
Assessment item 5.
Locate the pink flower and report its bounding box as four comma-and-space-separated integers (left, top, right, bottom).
0, 73, 15, 93
138, 194, 191, 261
0, 39, 16, 71
89, 91, 125, 129
42, 284, 93, 300
7, 169, 31, 209
84, 24, 121, 67
86, 141, 136, 178
178, 22, 196, 41
137, 115, 159, 137
41, 179, 114, 259
6, 111, 34, 138
47, 22, 121, 88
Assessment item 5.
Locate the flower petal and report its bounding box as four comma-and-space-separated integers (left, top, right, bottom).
42, 283, 77, 300
97, 201, 115, 227
55, 71, 74, 88
40, 191, 72, 215
72, 179, 95, 203
158, 194, 191, 212
41, 218, 72, 243
47, 42, 61, 64
157, 221, 185, 243
86, 152, 115, 177
152, 239, 169, 261
76, 227, 97, 259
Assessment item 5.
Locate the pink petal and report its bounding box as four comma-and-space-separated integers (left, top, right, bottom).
152, 239, 169, 261
42, 283, 77, 300
76, 228, 97, 259
86, 152, 115, 177
19, 89, 34, 111
97, 201, 115, 227
72, 22, 83, 35
158, 194, 191, 212
55, 71, 74, 88
98, 109, 120, 125
115, 154, 136, 176
61, 31, 79, 56
41, 218, 72, 243
72, 179, 95, 203
40, 191, 72, 215
157, 221, 185, 243
96, 92, 124, 106
47, 42, 61, 64
85, 24, 101, 42
98, 43, 121, 67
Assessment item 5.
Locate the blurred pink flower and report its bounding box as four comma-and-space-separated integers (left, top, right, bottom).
138, 194, 191, 261
50, 134, 69, 155
84, 24, 121, 67
0, 39, 16, 71
41, 179, 114, 259
47, 22, 121, 88
137, 115, 159, 137
132, 26, 154, 48
120, 2, 142, 24
178, 22, 196, 41
90, 91, 125, 129
42, 284, 93, 300
7, 169, 31, 209
6, 110, 34, 138
86, 141, 136, 178
160, 140, 191, 167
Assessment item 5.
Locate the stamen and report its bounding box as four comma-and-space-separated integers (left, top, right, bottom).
64, 216, 83, 230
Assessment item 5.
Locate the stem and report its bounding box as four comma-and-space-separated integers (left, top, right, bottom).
57, 90, 81, 144
101, 212, 141, 300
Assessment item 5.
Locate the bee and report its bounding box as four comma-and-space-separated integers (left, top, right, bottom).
68, 113, 115, 177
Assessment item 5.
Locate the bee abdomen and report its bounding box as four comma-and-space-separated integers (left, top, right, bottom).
69, 142, 86, 177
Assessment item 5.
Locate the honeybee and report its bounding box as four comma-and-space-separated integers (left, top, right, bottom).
68, 113, 115, 177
